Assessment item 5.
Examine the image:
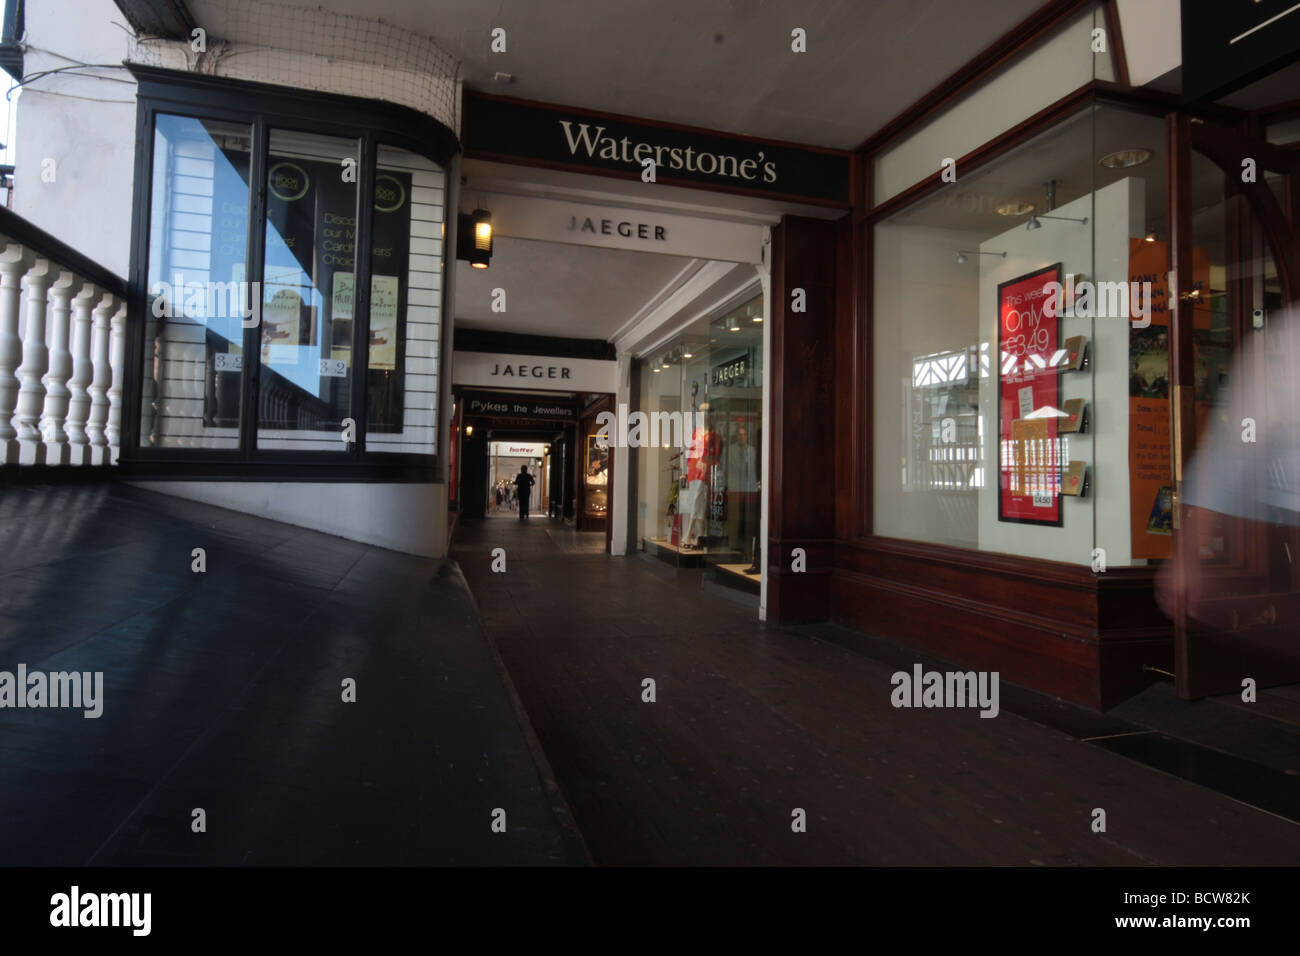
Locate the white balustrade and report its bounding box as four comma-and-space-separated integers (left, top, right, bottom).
65, 285, 105, 464
14, 259, 55, 463
86, 293, 117, 462
0, 225, 128, 469
39, 270, 82, 465
0, 243, 34, 462
107, 303, 126, 462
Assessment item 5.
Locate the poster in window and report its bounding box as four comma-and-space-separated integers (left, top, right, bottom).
997, 263, 1063, 526
368, 275, 400, 370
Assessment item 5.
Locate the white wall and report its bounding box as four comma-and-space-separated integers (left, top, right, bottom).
1116, 0, 1181, 87
872, 222, 984, 548
131, 480, 448, 558
14, 0, 138, 277
976, 177, 1142, 566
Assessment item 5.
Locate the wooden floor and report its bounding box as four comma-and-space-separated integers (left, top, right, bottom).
454, 515, 1300, 865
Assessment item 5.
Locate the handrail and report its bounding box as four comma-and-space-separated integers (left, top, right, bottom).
0, 206, 128, 300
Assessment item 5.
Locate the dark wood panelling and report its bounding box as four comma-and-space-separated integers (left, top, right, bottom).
829, 541, 1171, 709
767, 216, 842, 624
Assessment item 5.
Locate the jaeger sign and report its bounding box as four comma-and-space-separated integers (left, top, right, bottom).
464, 92, 850, 206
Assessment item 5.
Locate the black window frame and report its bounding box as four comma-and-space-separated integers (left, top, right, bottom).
123, 66, 460, 482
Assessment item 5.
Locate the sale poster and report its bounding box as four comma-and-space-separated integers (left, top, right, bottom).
998, 264, 1063, 525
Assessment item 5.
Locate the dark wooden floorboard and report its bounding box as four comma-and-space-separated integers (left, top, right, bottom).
453, 515, 1300, 866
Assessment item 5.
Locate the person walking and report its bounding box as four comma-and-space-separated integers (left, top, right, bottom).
514, 465, 535, 521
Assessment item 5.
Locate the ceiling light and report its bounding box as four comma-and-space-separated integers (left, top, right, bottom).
1099, 148, 1152, 169
1143, 232, 1157, 243
996, 201, 1036, 216
726, 317, 740, 332
683, 351, 693, 358
464, 425, 473, 437
752, 313, 763, 323
1026, 217, 1041, 231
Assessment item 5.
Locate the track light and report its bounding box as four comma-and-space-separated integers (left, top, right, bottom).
956, 250, 1007, 264
1026, 213, 1087, 231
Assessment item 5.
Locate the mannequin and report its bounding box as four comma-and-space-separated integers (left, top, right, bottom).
682, 403, 722, 549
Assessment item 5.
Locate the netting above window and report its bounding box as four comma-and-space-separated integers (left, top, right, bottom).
129, 0, 461, 135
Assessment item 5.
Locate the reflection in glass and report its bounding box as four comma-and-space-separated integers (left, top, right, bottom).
257, 130, 359, 449
140, 114, 252, 448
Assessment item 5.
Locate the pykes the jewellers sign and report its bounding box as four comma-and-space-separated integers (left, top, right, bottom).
464, 92, 850, 206
465, 392, 576, 421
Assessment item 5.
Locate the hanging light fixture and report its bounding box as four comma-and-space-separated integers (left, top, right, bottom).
456, 208, 494, 269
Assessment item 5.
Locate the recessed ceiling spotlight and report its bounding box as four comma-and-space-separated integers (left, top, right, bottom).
1099, 148, 1152, 169
996, 201, 1036, 216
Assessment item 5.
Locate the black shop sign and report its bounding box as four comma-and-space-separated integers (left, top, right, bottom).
464, 92, 850, 206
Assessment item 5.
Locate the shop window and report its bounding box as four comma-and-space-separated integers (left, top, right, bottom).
131, 77, 452, 470
256, 130, 360, 450
141, 114, 252, 449
872, 105, 1171, 567
637, 293, 763, 580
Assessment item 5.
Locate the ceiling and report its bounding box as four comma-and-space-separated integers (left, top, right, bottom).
229, 0, 1046, 150
455, 236, 696, 338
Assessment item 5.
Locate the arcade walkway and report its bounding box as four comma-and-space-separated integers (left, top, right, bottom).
0, 483, 585, 865
453, 515, 1300, 866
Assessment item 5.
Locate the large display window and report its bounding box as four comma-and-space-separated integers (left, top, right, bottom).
636, 294, 763, 585
127, 69, 455, 475
872, 104, 1175, 568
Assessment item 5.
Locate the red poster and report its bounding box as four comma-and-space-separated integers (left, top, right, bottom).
997, 264, 1063, 525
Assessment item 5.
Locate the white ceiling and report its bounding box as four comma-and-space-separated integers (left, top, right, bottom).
455, 236, 697, 339
245, 0, 1046, 150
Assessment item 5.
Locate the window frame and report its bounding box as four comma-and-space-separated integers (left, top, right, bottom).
123, 66, 459, 482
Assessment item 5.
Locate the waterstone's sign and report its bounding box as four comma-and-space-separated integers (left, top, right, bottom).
464, 92, 850, 206
453, 351, 618, 394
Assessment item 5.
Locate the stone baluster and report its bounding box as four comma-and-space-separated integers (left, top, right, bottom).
14, 258, 55, 464
107, 301, 126, 461
0, 243, 34, 463
39, 270, 82, 465
86, 293, 116, 462
65, 285, 104, 463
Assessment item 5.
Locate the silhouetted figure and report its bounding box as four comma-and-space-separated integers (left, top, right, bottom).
514, 466, 535, 521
